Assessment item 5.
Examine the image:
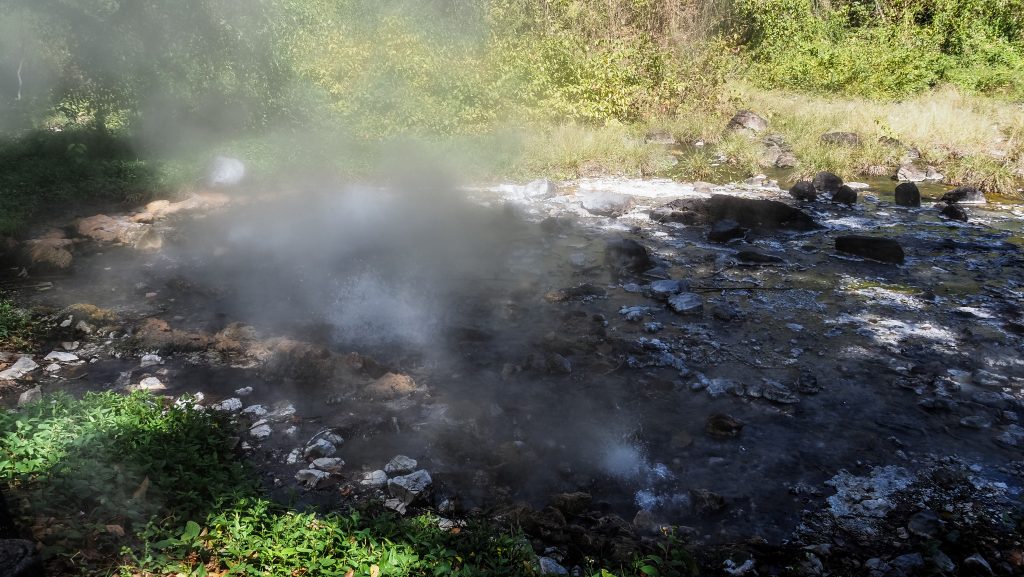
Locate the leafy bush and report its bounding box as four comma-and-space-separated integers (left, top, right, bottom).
0, 298, 30, 344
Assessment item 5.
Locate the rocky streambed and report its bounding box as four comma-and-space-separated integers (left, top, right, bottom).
2, 174, 1024, 574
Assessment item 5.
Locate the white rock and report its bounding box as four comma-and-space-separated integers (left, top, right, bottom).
61, 341, 79, 351
211, 397, 243, 412
312, 457, 344, 470
75, 320, 93, 334
137, 377, 165, 391
295, 468, 329, 488
285, 449, 302, 464
303, 438, 336, 459
668, 292, 704, 315
235, 386, 253, 396
44, 351, 79, 362
384, 498, 408, 515
0, 356, 39, 380
384, 455, 418, 475
18, 385, 42, 406
360, 469, 388, 487
249, 423, 272, 440
207, 156, 246, 187
241, 404, 267, 417
140, 354, 162, 368
45, 363, 61, 373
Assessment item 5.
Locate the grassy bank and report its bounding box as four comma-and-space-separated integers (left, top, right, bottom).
0, 391, 695, 576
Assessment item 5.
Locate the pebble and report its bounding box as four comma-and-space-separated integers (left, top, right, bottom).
211, 398, 243, 412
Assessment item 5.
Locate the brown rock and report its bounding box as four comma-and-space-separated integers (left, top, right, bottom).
367, 372, 418, 399
134, 318, 211, 352
76, 214, 150, 245
705, 413, 744, 439
25, 229, 74, 269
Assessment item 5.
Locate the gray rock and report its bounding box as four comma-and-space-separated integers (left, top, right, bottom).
940, 203, 968, 222
0, 539, 42, 577
831, 185, 857, 205
897, 164, 927, 182
727, 110, 768, 134
668, 293, 704, 315
249, 423, 272, 440
775, 151, 797, 169
207, 156, 246, 187
0, 356, 39, 380
385, 455, 418, 475
17, 386, 42, 407
294, 468, 330, 488
388, 469, 433, 506
578, 191, 636, 217
959, 415, 992, 429
761, 380, 800, 404
303, 438, 337, 459
708, 219, 744, 242
140, 354, 163, 368
649, 279, 687, 297
604, 239, 653, 279
539, 556, 569, 575
963, 553, 993, 575
43, 351, 79, 363
932, 550, 955, 573
907, 509, 941, 538
312, 457, 344, 471
890, 553, 924, 572
361, 469, 388, 487
241, 404, 268, 418
820, 131, 861, 146
137, 377, 166, 391
994, 424, 1024, 448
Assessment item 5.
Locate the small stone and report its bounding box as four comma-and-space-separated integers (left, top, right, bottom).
820, 131, 861, 146
706, 414, 743, 439
649, 279, 686, 297
45, 363, 60, 373
361, 470, 388, 487
61, 341, 79, 351
241, 404, 268, 417
890, 553, 924, 572
812, 171, 843, 194
668, 293, 703, 315
140, 354, 162, 368
285, 449, 301, 464
385, 455, 418, 475
932, 551, 955, 573
727, 110, 768, 134
44, 351, 79, 363
304, 438, 337, 459
963, 553, 993, 575
312, 457, 344, 471
831, 185, 857, 205
234, 386, 253, 396
941, 186, 986, 204
211, 398, 243, 412
940, 203, 968, 222
708, 219, 744, 243
539, 557, 569, 575
994, 424, 1024, 448
295, 468, 330, 488
959, 415, 992, 429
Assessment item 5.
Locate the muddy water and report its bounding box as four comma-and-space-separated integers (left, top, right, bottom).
17, 180, 1024, 543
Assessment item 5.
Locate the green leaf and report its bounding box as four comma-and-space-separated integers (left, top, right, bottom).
183, 520, 202, 542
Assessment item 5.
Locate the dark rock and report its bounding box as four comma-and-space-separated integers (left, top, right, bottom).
735, 250, 784, 264
795, 372, 822, 394
667, 293, 704, 315
811, 172, 844, 194
963, 553, 993, 576
836, 235, 905, 264
649, 207, 700, 225
544, 353, 573, 375
604, 239, 653, 279
907, 509, 941, 538
891, 553, 925, 572
388, 470, 433, 506
0, 540, 43, 577
894, 182, 921, 207
940, 203, 969, 222
705, 195, 818, 230
831, 185, 857, 205
789, 180, 817, 201
705, 414, 743, 439
941, 186, 986, 204
549, 492, 592, 517
689, 489, 726, 515
727, 110, 768, 134
708, 219, 744, 243
545, 283, 607, 302
648, 279, 688, 297
820, 131, 861, 146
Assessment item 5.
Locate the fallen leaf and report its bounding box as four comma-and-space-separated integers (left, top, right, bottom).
105, 524, 125, 536
370, 564, 380, 577
132, 476, 151, 501
344, 570, 354, 577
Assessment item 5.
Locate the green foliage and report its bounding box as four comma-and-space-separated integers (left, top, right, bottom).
732, 0, 1024, 98
0, 298, 31, 344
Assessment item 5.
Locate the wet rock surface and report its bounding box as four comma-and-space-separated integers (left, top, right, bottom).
3, 175, 1024, 571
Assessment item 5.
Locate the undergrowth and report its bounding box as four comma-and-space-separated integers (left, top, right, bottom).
0, 391, 696, 576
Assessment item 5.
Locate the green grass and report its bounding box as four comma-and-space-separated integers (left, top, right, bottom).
0, 297, 31, 346
0, 391, 697, 576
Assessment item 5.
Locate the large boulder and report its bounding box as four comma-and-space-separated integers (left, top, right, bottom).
940, 186, 986, 204
896, 164, 927, 182
789, 180, 817, 201
811, 171, 844, 194
835, 236, 905, 264
704, 195, 818, 231
831, 185, 857, 205
388, 470, 433, 507
894, 182, 921, 207
940, 204, 969, 222
727, 110, 768, 134
24, 229, 74, 269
